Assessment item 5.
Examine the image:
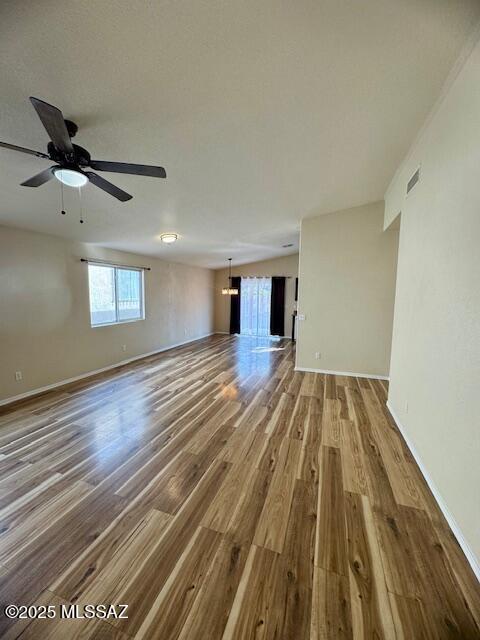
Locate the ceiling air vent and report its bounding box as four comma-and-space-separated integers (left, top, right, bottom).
406, 166, 420, 195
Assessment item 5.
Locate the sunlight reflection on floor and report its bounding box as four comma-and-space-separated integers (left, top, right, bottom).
231, 335, 290, 380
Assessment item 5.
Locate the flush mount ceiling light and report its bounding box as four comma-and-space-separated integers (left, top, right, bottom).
53, 168, 88, 188
222, 258, 239, 295
160, 233, 178, 244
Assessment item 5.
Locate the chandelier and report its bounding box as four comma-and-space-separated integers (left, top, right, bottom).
222, 258, 239, 295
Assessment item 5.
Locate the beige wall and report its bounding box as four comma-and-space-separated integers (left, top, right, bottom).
384, 38, 480, 567
0, 225, 214, 403
296, 202, 398, 376
214, 254, 299, 336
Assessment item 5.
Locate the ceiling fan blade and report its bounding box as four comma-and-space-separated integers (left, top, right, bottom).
20, 166, 55, 187
85, 171, 132, 202
30, 97, 74, 155
89, 160, 166, 178
0, 141, 49, 159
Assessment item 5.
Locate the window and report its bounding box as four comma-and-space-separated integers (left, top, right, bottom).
88, 264, 144, 327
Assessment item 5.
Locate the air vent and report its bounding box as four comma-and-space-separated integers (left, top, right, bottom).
406, 167, 420, 195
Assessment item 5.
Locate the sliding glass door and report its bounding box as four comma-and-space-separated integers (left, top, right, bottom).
240, 277, 272, 336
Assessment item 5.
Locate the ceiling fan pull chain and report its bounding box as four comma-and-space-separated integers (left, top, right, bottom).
78, 186, 84, 224
60, 180, 66, 215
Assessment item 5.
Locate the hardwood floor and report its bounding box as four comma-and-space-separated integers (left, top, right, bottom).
0, 334, 478, 638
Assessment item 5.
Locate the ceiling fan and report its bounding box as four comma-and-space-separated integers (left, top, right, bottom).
0, 97, 166, 202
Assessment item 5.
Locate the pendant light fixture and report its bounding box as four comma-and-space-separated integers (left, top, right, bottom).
222, 258, 239, 295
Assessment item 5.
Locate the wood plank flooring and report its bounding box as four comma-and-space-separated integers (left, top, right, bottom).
0, 334, 478, 638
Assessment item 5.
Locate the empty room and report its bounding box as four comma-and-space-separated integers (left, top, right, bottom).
0, 2, 479, 638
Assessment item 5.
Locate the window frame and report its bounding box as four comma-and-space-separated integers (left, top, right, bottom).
87, 263, 145, 328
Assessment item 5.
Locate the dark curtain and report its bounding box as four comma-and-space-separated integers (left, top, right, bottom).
229, 276, 241, 334
270, 276, 286, 336
292, 277, 299, 341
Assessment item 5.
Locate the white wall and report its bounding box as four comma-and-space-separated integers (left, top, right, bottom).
296, 202, 398, 376
0, 225, 214, 403
214, 254, 299, 336
385, 38, 480, 568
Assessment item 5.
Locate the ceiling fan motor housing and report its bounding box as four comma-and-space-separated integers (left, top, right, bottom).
47, 139, 91, 168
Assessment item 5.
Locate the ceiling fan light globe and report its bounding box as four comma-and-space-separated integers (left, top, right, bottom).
54, 168, 88, 188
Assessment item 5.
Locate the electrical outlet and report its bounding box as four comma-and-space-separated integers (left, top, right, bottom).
184, 328, 188, 336
315, 352, 321, 360
298, 314, 306, 321
121, 345, 127, 352
405, 400, 409, 414
15, 371, 22, 381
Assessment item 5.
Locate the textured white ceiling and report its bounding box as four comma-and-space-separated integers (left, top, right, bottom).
0, 1, 479, 268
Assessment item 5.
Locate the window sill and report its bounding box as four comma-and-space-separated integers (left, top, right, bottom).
91, 317, 145, 329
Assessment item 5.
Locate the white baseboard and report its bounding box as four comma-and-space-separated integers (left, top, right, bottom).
214, 333, 291, 339
0, 332, 216, 408
386, 400, 480, 582
295, 365, 389, 380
